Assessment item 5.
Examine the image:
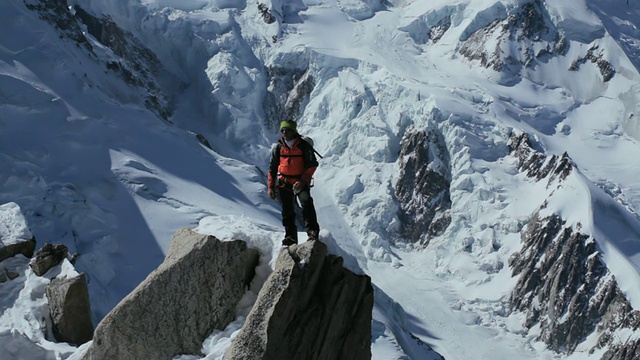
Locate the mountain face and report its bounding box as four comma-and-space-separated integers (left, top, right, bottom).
2, 0, 640, 359
24, 0, 174, 119
395, 128, 451, 243
460, 0, 568, 77
508, 133, 640, 357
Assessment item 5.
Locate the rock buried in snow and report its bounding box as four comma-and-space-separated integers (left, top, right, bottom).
224, 240, 373, 360
0, 202, 36, 262
30, 243, 69, 276
83, 228, 259, 360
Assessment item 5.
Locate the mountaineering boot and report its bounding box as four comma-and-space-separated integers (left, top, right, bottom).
307, 230, 319, 241
282, 236, 298, 247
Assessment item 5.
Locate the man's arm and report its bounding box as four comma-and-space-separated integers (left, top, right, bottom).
267, 144, 280, 197
268, 144, 280, 186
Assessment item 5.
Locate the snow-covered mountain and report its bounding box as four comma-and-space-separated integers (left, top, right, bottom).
2, 0, 640, 358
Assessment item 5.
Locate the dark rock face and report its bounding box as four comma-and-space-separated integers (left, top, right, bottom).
510, 212, 640, 354
258, 3, 276, 24
569, 45, 615, 82
29, 243, 69, 276
83, 229, 259, 360
263, 66, 315, 128
225, 240, 373, 360
75, 6, 175, 120
512, 214, 606, 351
395, 128, 451, 243
508, 132, 572, 185
24, 0, 92, 51
508, 132, 640, 355
602, 324, 640, 360
429, 17, 452, 43
46, 273, 94, 345
401, 9, 453, 45
598, 288, 640, 359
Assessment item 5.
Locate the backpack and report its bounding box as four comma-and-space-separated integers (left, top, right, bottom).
297, 135, 323, 188
300, 135, 324, 159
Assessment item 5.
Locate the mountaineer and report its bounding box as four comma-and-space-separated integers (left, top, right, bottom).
268, 120, 320, 246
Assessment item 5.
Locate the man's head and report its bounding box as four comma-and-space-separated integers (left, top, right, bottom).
280, 120, 297, 140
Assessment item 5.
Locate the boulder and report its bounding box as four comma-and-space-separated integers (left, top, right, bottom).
0, 202, 36, 262
225, 240, 373, 360
29, 243, 69, 276
83, 228, 259, 360
46, 273, 94, 345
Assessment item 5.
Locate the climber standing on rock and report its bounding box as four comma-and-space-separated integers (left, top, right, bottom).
268, 120, 320, 246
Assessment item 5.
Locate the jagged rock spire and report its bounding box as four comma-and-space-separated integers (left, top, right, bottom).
225, 240, 373, 360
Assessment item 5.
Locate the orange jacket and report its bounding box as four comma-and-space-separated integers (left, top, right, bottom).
268, 136, 318, 187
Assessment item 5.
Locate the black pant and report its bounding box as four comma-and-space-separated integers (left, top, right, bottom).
278, 184, 320, 241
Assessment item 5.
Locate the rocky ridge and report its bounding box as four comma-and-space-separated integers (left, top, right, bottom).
459, 1, 568, 81
80, 229, 372, 360
395, 128, 451, 243
508, 133, 640, 358
24, 0, 174, 120
225, 240, 373, 360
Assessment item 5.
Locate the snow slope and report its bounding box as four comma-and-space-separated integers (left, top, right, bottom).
2, 0, 640, 359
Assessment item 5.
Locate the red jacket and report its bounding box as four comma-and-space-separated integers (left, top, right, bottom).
268, 136, 318, 188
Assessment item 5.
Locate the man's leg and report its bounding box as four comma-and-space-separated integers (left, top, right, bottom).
279, 187, 298, 242
297, 188, 320, 239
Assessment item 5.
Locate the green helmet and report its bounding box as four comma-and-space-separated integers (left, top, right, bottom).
280, 120, 297, 132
